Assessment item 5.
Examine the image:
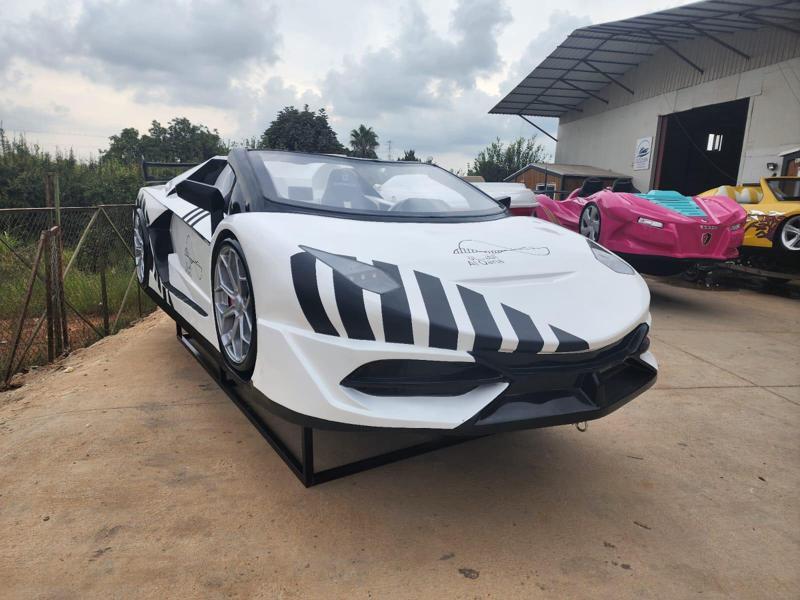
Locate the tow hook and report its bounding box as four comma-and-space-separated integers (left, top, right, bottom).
575, 421, 588, 432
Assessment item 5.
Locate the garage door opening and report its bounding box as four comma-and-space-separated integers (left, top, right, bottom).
653, 98, 749, 195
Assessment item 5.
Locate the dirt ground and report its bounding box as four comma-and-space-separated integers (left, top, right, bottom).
1, 279, 798, 599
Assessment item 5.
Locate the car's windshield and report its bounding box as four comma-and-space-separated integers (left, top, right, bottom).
251, 151, 503, 218
767, 178, 800, 201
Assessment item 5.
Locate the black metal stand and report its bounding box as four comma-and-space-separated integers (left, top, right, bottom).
176, 323, 477, 487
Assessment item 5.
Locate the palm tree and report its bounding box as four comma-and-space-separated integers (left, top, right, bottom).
349, 125, 379, 158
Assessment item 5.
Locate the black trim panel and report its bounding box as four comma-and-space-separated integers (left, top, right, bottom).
290, 252, 339, 336
373, 261, 414, 344
415, 271, 458, 350
502, 304, 544, 353
458, 285, 502, 352
333, 258, 375, 341
552, 325, 590, 352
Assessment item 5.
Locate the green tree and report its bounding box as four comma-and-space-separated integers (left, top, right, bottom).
0, 126, 142, 209
102, 128, 142, 164
349, 124, 379, 158
398, 149, 418, 161
102, 117, 228, 164
259, 105, 345, 153
468, 136, 548, 182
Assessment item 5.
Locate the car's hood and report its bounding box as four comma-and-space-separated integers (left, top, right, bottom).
231, 213, 651, 353
609, 192, 745, 225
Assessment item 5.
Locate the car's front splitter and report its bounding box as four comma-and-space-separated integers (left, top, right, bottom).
340, 324, 657, 435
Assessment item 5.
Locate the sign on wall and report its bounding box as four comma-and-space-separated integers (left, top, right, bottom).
633, 136, 653, 171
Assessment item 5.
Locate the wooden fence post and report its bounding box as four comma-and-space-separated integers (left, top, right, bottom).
100, 262, 110, 335
44, 229, 55, 362
3, 233, 46, 386
44, 173, 54, 227
53, 173, 61, 228
56, 226, 69, 351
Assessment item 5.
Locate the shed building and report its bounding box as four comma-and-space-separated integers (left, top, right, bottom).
491, 0, 800, 195
504, 163, 627, 198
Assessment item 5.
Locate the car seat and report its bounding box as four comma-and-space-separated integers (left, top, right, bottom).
321, 168, 379, 210
611, 178, 640, 193
576, 177, 605, 197
734, 186, 762, 204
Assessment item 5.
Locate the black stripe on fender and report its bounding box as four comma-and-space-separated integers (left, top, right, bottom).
415, 271, 458, 350
502, 304, 543, 353
290, 252, 338, 336
187, 211, 208, 227
333, 257, 375, 341
372, 261, 413, 344
458, 285, 502, 351
184, 207, 203, 222
551, 325, 589, 352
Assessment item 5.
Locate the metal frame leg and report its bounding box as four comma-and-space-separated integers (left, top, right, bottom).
171, 306, 482, 487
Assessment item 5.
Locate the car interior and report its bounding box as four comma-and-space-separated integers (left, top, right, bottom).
576, 177, 605, 197
611, 178, 640, 193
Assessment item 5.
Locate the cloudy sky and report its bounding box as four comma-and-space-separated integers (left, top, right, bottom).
0, 0, 686, 171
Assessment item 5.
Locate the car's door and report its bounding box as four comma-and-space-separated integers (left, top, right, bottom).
169, 162, 235, 323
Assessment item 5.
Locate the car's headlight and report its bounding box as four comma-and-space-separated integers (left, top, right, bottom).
638, 217, 663, 228
586, 239, 636, 275
729, 223, 742, 231
300, 245, 401, 294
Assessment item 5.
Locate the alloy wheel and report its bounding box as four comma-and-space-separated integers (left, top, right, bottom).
134, 213, 145, 284
213, 244, 253, 364
580, 205, 601, 241
780, 215, 800, 251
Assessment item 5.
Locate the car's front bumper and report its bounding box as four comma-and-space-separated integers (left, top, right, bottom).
455, 324, 656, 434
252, 318, 657, 433
603, 217, 744, 261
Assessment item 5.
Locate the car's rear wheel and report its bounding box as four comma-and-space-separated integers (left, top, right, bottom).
133, 210, 151, 287
212, 238, 257, 378
776, 215, 800, 252
579, 203, 601, 241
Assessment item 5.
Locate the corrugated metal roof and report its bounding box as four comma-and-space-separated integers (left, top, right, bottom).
505, 163, 628, 181
490, 0, 800, 118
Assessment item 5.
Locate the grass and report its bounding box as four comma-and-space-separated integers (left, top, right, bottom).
0, 254, 137, 320
1, 238, 156, 379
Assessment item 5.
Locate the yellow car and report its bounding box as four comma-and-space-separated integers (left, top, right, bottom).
701, 177, 800, 254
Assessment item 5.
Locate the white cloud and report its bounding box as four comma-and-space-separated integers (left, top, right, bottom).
0, 0, 687, 170
3, 0, 282, 107
323, 0, 511, 119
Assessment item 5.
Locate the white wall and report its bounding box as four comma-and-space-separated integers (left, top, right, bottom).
555, 57, 800, 191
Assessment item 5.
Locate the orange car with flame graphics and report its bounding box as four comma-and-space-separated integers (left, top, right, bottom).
701, 177, 800, 256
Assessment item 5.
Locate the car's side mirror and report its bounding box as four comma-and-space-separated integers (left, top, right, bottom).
175, 179, 225, 232
496, 196, 511, 209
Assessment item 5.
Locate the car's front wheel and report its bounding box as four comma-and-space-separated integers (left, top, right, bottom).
579, 203, 601, 241
212, 238, 257, 378
133, 210, 151, 287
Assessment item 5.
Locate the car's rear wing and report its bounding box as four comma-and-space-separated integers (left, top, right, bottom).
140, 157, 199, 186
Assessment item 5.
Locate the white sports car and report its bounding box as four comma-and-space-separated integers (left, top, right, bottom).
135, 149, 657, 433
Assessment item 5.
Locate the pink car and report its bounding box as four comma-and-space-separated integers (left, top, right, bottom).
535, 178, 747, 275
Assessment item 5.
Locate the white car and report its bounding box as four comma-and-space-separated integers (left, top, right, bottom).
135, 149, 656, 432
471, 181, 539, 216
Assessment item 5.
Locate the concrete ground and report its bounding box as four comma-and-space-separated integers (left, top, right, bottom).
1, 279, 798, 599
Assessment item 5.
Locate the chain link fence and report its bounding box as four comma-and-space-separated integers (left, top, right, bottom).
1, 203, 156, 386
